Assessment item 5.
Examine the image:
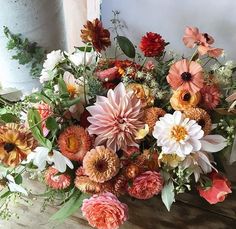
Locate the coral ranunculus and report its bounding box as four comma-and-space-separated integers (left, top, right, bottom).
139, 32, 165, 57
167, 59, 204, 93
170, 89, 201, 111
198, 172, 231, 204
58, 126, 91, 161
81, 18, 111, 52
127, 171, 163, 199
81, 192, 128, 229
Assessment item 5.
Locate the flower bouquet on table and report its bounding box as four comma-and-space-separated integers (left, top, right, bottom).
0, 13, 236, 229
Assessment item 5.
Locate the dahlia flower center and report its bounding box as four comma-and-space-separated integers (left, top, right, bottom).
182, 92, 191, 101
95, 160, 108, 173
4, 143, 16, 153
66, 135, 81, 153
198, 119, 206, 128
170, 125, 188, 141
181, 72, 192, 81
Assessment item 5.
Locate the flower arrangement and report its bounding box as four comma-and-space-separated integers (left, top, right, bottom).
0, 12, 236, 229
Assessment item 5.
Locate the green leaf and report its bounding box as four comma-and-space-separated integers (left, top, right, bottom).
117, 36, 136, 58
58, 77, 69, 97
46, 117, 58, 131
14, 174, 23, 185
161, 180, 175, 211
76, 46, 92, 52
50, 191, 89, 222
0, 113, 19, 123
61, 97, 80, 108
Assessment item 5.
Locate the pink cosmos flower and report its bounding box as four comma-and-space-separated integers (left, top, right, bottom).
87, 83, 144, 152
35, 102, 52, 136
127, 171, 163, 200
81, 192, 128, 229
200, 84, 221, 109
183, 26, 222, 58
167, 59, 204, 93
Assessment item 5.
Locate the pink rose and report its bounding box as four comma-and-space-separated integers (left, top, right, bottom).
81, 192, 128, 229
198, 172, 232, 204
127, 171, 163, 200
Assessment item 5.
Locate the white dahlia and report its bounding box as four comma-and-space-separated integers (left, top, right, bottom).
87, 83, 144, 152
153, 111, 204, 157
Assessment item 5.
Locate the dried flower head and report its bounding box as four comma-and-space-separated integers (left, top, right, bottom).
184, 108, 212, 135
83, 146, 120, 183
75, 175, 101, 194
0, 123, 37, 167
143, 107, 166, 134
81, 18, 111, 52
44, 167, 71, 190
58, 126, 91, 161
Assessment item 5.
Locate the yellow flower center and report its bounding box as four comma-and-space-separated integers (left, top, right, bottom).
67, 84, 77, 96
170, 125, 188, 142
66, 135, 80, 153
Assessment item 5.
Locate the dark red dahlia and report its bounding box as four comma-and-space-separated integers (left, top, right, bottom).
139, 32, 165, 57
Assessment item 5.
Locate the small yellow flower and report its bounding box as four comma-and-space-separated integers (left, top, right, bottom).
135, 124, 149, 140
170, 89, 201, 111
158, 152, 184, 168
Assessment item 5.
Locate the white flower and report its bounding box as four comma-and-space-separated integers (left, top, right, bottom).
27, 147, 73, 173
200, 135, 227, 152
6, 174, 28, 196
180, 151, 215, 182
153, 111, 204, 157
43, 50, 64, 70
40, 50, 64, 83
69, 50, 96, 66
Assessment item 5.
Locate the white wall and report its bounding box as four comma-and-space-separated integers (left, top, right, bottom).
101, 0, 236, 59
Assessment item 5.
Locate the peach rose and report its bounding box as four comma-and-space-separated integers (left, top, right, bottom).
198, 172, 231, 204
127, 171, 163, 200
81, 192, 128, 229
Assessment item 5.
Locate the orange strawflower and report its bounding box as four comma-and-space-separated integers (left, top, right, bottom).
58, 126, 91, 161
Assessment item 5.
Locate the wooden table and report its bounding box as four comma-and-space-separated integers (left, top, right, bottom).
1, 165, 236, 229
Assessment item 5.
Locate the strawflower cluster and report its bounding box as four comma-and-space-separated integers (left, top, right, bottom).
0, 16, 236, 229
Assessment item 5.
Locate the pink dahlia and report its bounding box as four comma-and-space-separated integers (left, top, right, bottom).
81, 192, 128, 229
200, 84, 221, 109
44, 167, 71, 190
127, 171, 163, 200
87, 83, 144, 152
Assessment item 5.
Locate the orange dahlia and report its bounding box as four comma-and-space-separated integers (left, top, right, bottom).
58, 126, 91, 161
143, 107, 166, 133
44, 167, 71, 190
83, 146, 120, 183
139, 32, 165, 57
75, 175, 101, 194
81, 18, 111, 52
0, 123, 37, 167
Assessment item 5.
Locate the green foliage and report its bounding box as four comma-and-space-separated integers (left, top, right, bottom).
3, 26, 46, 78
46, 117, 59, 131
117, 36, 136, 59
50, 190, 89, 222
161, 180, 175, 211
87, 75, 106, 98
0, 113, 19, 123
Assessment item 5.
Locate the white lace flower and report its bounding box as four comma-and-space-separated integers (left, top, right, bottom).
27, 147, 73, 173
153, 111, 204, 157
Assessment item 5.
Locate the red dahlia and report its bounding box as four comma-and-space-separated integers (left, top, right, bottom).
139, 32, 165, 57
